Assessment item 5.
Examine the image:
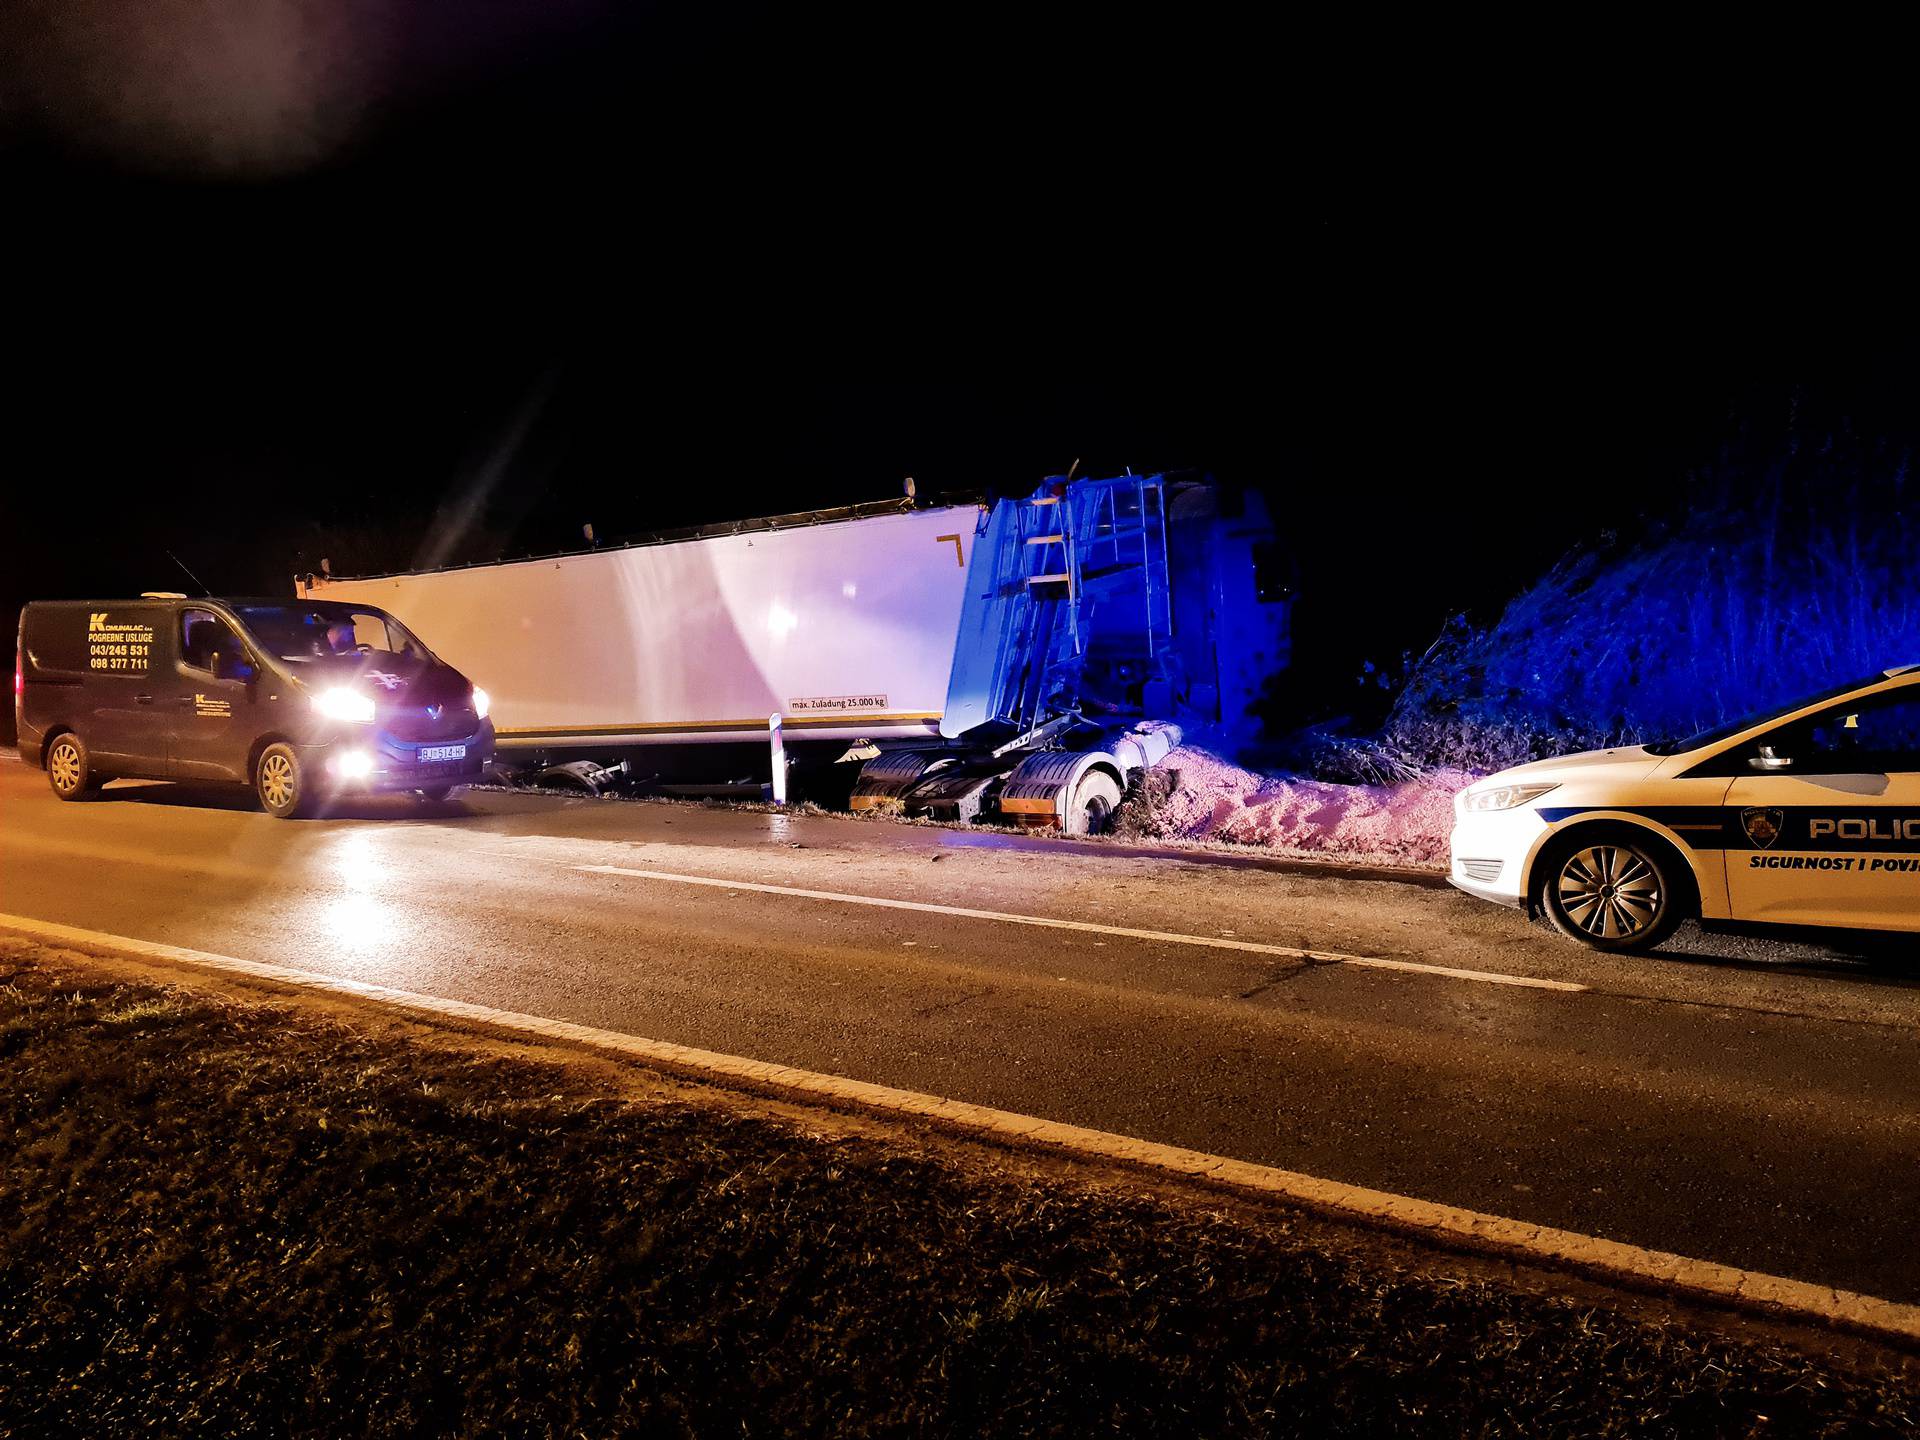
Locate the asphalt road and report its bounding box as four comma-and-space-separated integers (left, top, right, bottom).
3, 754, 1917, 1304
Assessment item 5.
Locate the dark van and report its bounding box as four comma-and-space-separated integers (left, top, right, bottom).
15, 595, 494, 818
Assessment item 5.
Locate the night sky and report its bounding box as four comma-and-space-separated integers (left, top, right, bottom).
6, 4, 1915, 744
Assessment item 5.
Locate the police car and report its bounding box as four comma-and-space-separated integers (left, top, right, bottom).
1449, 666, 1920, 950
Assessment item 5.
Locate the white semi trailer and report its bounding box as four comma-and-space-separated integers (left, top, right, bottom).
304, 473, 1291, 832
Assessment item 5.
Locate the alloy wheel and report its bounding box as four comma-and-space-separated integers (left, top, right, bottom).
1556, 845, 1663, 941
49, 741, 82, 794
260, 753, 297, 811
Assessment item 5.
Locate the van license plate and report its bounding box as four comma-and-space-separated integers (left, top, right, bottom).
419, 745, 466, 763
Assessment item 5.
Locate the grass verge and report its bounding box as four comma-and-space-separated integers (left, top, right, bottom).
1, 941, 1913, 1437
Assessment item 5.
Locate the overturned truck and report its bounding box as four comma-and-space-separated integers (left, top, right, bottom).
304, 472, 1291, 832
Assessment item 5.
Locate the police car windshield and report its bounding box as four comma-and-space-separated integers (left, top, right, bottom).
234, 604, 430, 664
1646, 675, 1888, 755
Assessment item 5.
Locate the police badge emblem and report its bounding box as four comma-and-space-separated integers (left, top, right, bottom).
1741, 807, 1785, 849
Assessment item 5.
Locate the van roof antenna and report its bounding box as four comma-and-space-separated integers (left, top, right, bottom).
166, 549, 210, 596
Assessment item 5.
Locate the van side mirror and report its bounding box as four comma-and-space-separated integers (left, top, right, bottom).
1749, 745, 1793, 772
213, 652, 255, 683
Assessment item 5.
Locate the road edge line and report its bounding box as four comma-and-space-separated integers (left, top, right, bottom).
3, 911, 1913, 1351
570, 863, 1588, 992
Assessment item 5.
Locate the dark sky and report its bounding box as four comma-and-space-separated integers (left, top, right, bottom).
5, 3, 1915, 732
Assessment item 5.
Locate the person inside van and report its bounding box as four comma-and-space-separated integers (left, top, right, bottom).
324, 619, 359, 655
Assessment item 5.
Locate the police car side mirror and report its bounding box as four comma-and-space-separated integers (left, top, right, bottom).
1749, 745, 1793, 772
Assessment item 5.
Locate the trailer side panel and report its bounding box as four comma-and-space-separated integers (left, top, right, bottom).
310, 506, 980, 748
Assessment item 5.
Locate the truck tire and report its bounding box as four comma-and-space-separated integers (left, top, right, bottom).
1064, 770, 1123, 837
256, 743, 311, 820
1540, 826, 1689, 953
46, 733, 95, 801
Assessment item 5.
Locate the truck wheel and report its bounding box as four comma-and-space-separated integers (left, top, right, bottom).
1541, 829, 1688, 953
1064, 770, 1123, 836
256, 743, 310, 819
46, 733, 94, 801
416, 785, 454, 802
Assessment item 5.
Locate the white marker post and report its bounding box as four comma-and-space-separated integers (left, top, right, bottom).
769, 712, 788, 806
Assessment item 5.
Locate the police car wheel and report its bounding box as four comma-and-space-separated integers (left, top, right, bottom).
416, 785, 453, 802
1065, 771, 1123, 836
256, 744, 310, 820
1542, 829, 1687, 952
47, 734, 94, 801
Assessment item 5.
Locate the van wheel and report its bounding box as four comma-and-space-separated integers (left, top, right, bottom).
416, 785, 453, 802
1541, 828, 1689, 952
47, 734, 94, 801
256, 744, 310, 819
1064, 770, 1123, 837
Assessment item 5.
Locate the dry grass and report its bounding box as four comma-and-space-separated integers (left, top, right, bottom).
2, 949, 1914, 1437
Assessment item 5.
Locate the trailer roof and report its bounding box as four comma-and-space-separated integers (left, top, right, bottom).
306, 493, 985, 583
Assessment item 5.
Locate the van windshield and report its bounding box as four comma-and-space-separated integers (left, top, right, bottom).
234, 604, 432, 664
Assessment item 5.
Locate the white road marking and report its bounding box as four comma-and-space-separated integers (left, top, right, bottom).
0, 911, 1909, 1347
571, 864, 1588, 992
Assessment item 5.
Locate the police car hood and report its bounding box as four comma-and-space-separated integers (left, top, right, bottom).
1487, 745, 1663, 786
298, 653, 470, 705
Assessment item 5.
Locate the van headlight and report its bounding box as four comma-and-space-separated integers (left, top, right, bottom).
312, 687, 377, 724
471, 686, 491, 720
1458, 782, 1558, 813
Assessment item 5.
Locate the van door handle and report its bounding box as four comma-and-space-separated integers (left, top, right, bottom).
135, 694, 155, 705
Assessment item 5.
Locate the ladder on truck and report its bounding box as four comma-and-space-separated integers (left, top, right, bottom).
992, 473, 1174, 735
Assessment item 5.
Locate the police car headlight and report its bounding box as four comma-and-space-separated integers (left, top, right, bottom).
470, 686, 491, 720
312, 687, 377, 724
1458, 782, 1558, 813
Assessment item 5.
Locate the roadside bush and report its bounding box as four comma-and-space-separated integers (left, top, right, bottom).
1341, 420, 1917, 778
1295, 709, 1624, 787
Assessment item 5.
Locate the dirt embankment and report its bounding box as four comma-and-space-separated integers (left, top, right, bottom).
2, 942, 1912, 1437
